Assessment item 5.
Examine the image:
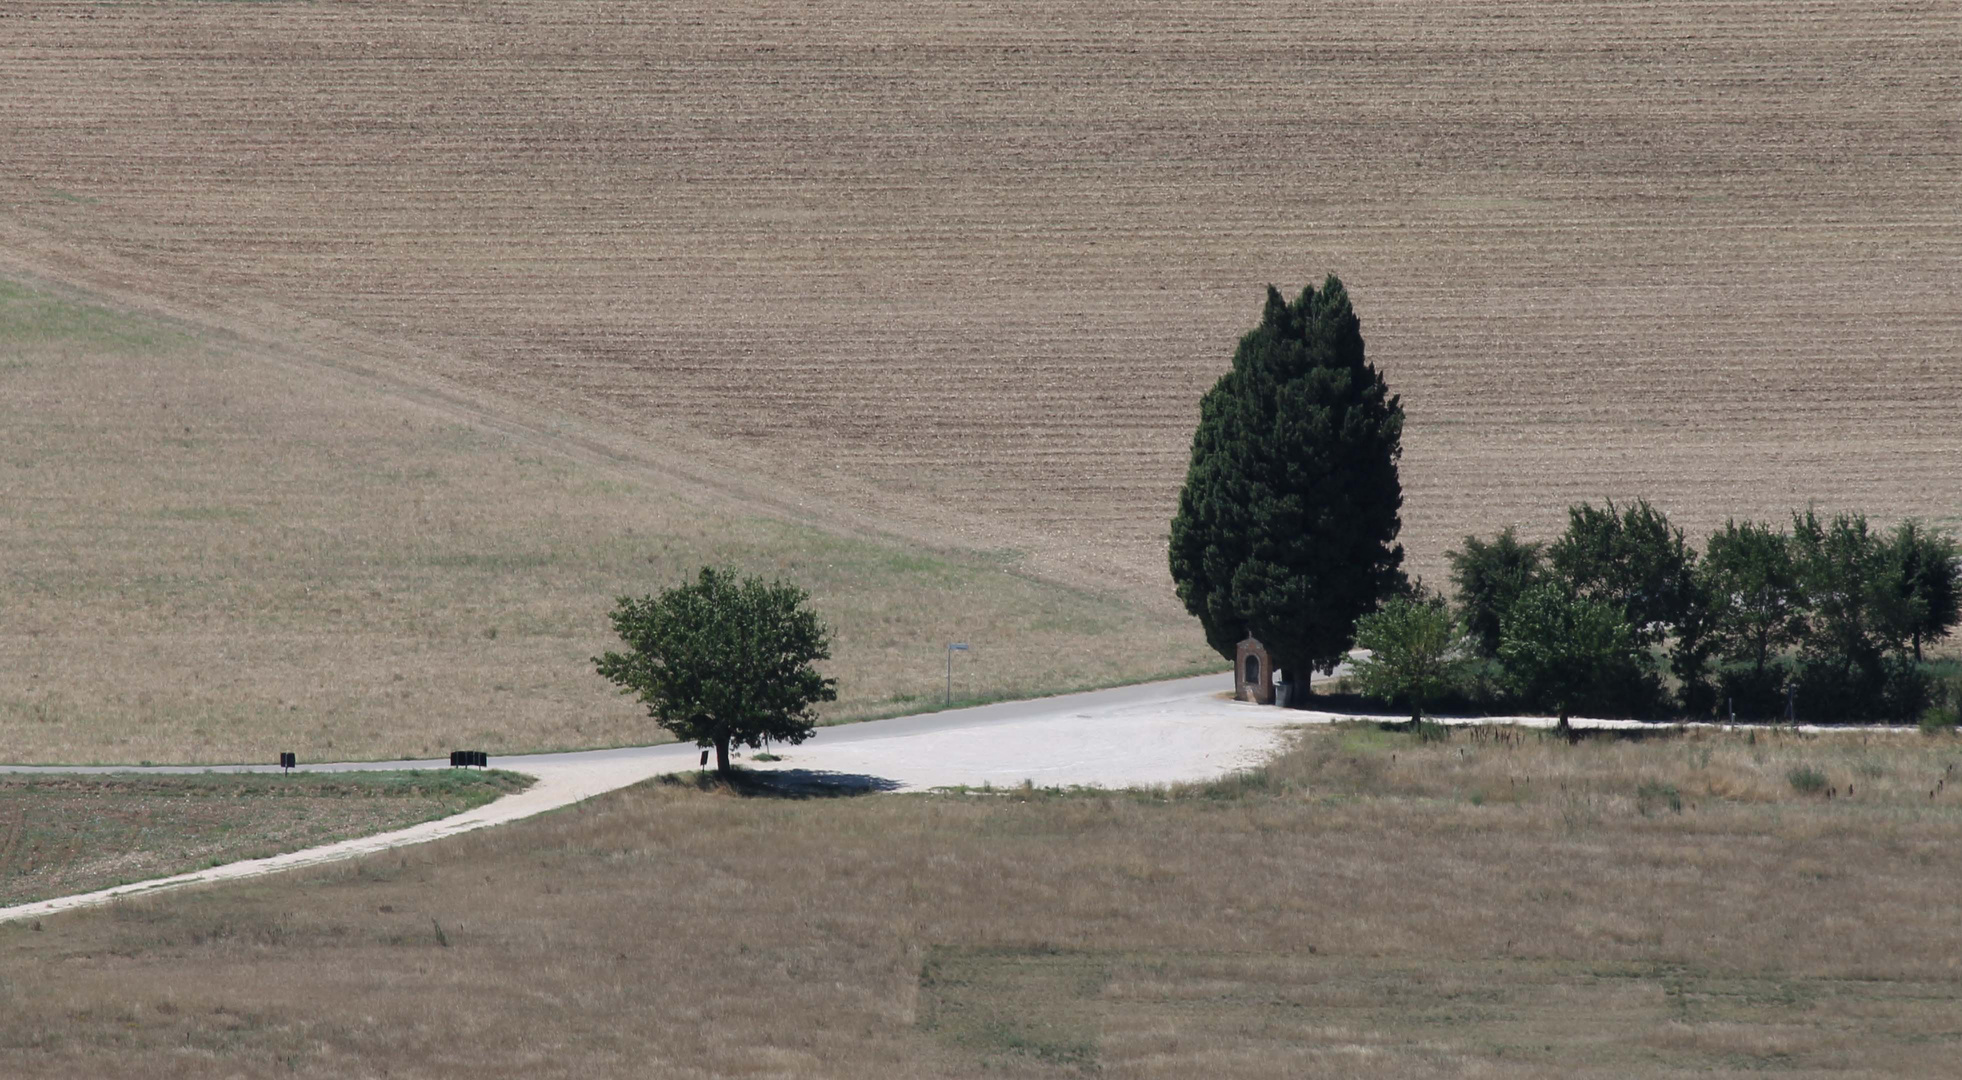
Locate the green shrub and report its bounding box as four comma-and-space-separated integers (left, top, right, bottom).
1448, 527, 1544, 658
1351, 596, 1463, 722
1919, 707, 1958, 736
1923, 667, 1962, 735
1878, 657, 1935, 722
1636, 780, 1683, 815
1498, 583, 1662, 720
1714, 661, 1793, 721
1791, 656, 1930, 724
1786, 765, 1829, 794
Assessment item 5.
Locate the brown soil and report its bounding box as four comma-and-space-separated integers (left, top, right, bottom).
3, 0, 1954, 602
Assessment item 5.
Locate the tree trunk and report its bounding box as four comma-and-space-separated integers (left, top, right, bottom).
714, 733, 732, 778
1280, 669, 1307, 709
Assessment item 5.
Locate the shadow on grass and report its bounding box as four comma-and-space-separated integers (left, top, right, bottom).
1298, 691, 1693, 742
1288, 690, 1543, 720
1365, 716, 1688, 745
656, 767, 902, 799
1288, 689, 1397, 716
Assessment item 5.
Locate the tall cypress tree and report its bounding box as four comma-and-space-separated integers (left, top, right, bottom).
1168, 276, 1405, 681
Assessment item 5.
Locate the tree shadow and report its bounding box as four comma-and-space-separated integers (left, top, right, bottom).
1546, 725, 1686, 745
1296, 692, 1685, 739
1286, 689, 1398, 716
1286, 689, 1480, 718
1368, 717, 1688, 745
657, 767, 903, 799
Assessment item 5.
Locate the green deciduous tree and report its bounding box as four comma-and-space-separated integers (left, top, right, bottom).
1547, 499, 1698, 648
1351, 596, 1463, 722
594, 566, 837, 778
1698, 518, 1805, 717
1790, 509, 1888, 683
1545, 500, 1701, 713
1669, 576, 1721, 717
1168, 276, 1405, 683
1879, 519, 1961, 663
1498, 583, 1657, 724
1447, 527, 1543, 658
1701, 519, 1806, 678
1785, 509, 1938, 720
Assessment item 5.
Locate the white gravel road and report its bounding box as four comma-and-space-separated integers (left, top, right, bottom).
4, 672, 1898, 927
0, 672, 1283, 925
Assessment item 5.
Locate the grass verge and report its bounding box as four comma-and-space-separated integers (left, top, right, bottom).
0, 770, 529, 907
9, 724, 1962, 1075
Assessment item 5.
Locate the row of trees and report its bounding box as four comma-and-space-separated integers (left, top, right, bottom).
1171, 276, 1957, 726
1357, 501, 1961, 723
592, 281, 1956, 777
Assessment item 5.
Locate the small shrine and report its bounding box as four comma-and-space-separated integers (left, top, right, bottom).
1235, 635, 1274, 704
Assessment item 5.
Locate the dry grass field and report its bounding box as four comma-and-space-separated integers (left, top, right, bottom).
4, 2, 1960, 1069
0, 278, 1215, 764
0, 770, 527, 907
4, 1, 1960, 761
8, 722, 1962, 1077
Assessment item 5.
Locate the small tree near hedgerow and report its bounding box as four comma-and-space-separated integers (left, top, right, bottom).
1547, 499, 1698, 648
1498, 583, 1657, 725
1702, 519, 1806, 675
1548, 499, 1704, 711
1790, 509, 1889, 689
1701, 519, 1806, 677
1351, 596, 1463, 722
1447, 526, 1543, 658
594, 566, 836, 778
1697, 518, 1806, 716
1168, 276, 1405, 685
1880, 519, 1961, 663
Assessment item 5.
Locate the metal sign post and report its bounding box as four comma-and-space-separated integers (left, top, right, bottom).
946, 642, 969, 705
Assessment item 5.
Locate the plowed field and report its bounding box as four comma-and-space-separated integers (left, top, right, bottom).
6, 0, 1955, 594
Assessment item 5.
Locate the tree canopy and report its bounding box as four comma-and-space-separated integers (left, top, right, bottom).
1351, 595, 1462, 722
1790, 509, 1889, 684
1168, 275, 1405, 681
1880, 519, 1961, 663
1546, 499, 1698, 648
1437, 507, 1956, 724
1700, 519, 1806, 678
594, 566, 836, 777
1498, 583, 1657, 723
1447, 526, 1543, 658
